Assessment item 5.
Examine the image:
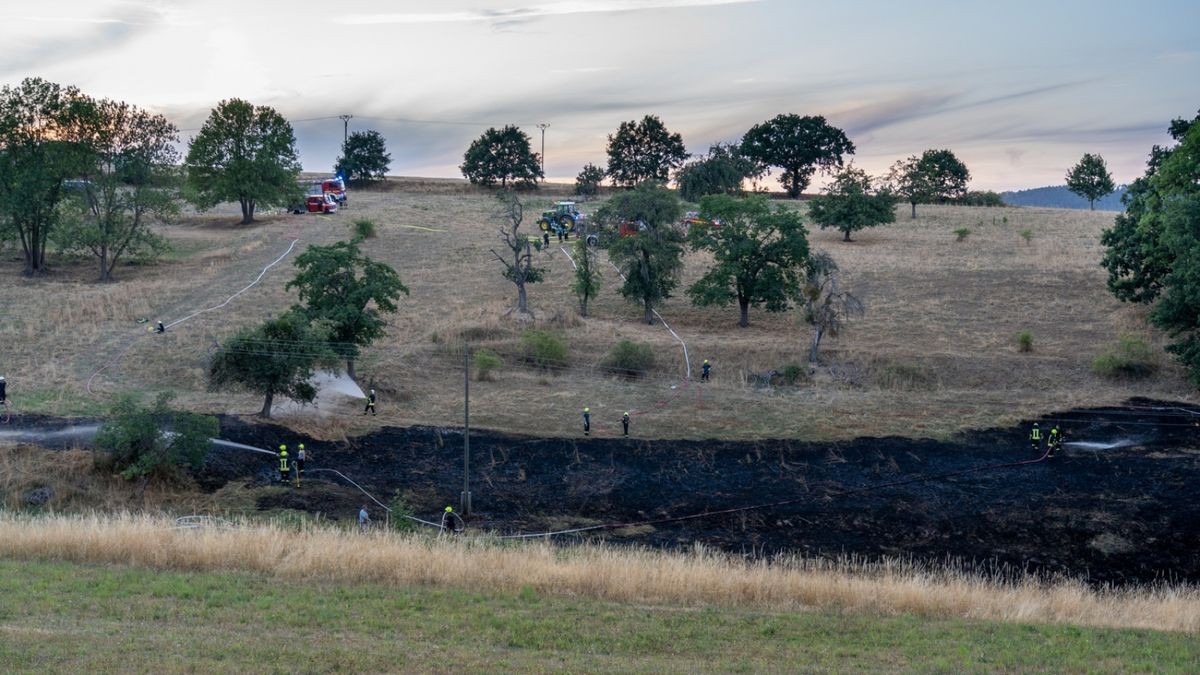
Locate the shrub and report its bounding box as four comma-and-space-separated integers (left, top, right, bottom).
781, 363, 806, 385
954, 190, 1005, 207
351, 218, 377, 239
954, 227, 971, 242
1019, 228, 1034, 244
388, 494, 417, 533
1092, 335, 1158, 378
1015, 331, 1033, 353
473, 349, 502, 381
521, 329, 568, 370
94, 392, 219, 481
602, 340, 656, 378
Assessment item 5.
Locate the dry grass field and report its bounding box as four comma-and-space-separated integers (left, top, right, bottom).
0, 177, 1192, 440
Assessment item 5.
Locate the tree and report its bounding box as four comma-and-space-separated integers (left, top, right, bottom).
739, 114, 854, 199
571, 237, 602, 317
888, 149, 971, 218
605, 115, 688, 187
60, 99, 179, 281
490, 191, 545, 315
286, 238, 408, 381
184, 99, 302, 225
686, 194, 809, 327
807, 166, 898, 242
575, 162, 605, 198
598, 182, 684, 324
1102, 110, 1200, 384
1066, 153, 1116, 210
208, 310, 334, 418
676, 143, 759, 202
801, 252, 863, 363
460, 125, 542, 188
95, 392, 218, 481
0, 77, 95, 275
335, 130, 391, 183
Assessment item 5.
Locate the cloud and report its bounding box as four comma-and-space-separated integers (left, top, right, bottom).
337, 0, 760, 27
0, 4, 162, 76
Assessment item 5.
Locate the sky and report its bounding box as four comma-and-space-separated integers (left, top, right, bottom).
2, 0, 1197, 191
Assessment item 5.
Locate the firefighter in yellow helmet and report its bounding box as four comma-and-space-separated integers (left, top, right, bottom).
582, 407, 591, 436
277, 445, 290, 484
622, 411, 630, 438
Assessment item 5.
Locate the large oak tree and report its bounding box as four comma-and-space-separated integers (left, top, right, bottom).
739, 114, 854, 199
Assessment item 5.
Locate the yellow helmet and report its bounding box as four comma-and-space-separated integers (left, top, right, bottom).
444, 506, 453, 513
624, 411, 630, 416
298, 443, 305, 450
583, 407, 590, 412
279, 444, 286, 451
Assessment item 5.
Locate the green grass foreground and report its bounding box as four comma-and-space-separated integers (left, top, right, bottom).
0, 560, 1196, 673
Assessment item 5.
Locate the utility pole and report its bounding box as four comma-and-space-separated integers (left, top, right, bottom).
461, 345, 472, 515
339, 114, 353, 144
536, 122, 550, 183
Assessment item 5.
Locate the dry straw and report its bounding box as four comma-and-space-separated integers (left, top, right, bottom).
1, 511, 1196, 633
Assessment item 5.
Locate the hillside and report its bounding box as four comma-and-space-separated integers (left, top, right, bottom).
0, 178, 1191, 441
1001, 184, 1127, 211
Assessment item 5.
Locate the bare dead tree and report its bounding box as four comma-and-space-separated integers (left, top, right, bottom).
801, 252, 864, 363
490, 191, 545, 315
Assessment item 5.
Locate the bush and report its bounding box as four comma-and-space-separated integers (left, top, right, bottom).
954, 227, 971, 242
1092, 335, 1158, 378
521, 329, 568, 370
954, 190, 1005, 207
388, 494, 417, 533
94, 392, 219, 481
781, 363, 807, 385
473, 349, 502, 381
602, 340, 656, 378
575, 163, 605, 198
1019, 228, 1034, 244
351, 218, 377, 239
1015, 331, 1033, 353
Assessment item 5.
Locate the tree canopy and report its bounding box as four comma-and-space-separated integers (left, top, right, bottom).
0, 77, 95, 275
336, 130, 391, 183
60, 98, 179, 281
208, 310, 334, 418
686, 194, 810, 327
184, 99, 302, 225
575, 162, 605, 198
739, 114, 854, 199
888, 149, 971, 218
1101, 111, 1200, 384
1065, 153, 1116, 210
286, 238, 408, 381
598, 182, 684, 324
807, 166, 898, 242
460, 125, 542, 188
605, 115, 688, 187
676, 143, 759, 203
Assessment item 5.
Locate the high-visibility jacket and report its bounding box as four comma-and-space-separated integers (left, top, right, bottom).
279, 452, 290, 472
1030, 427, 1041, 441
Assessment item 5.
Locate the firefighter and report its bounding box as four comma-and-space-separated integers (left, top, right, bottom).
296, 443, 307, 475
701, 359, 711, 382
277, 445, 290, 484
364, 389, 376, 416
543, 232, 550, 248
582, 407, 591, 436
155, 320, 165, 334
0, 375, 8, 421
622, 411, 630, 438
442, 506, 464, 534
1047, 426, 1062, 458
1029, 423, 1042, 455
358, 504, 370, 531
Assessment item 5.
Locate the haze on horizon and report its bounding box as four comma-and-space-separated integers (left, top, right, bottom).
2, 0, 1196, 191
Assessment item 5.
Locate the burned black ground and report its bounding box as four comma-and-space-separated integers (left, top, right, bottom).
198, 399, 1200, 584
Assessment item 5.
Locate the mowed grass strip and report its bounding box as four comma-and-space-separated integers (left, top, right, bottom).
1, 559, 1197, 674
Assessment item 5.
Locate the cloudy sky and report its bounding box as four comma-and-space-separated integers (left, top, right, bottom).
3, 0, 1197, 190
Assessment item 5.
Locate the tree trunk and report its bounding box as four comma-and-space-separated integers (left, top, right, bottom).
843, 229, 852, 242
808, 326, 824, 363
910, 201, 917, 219
738, 298, 750, 328
1089, 199, 1095, 211
99, 245, 111, 282
517, 281, 528, 313
580, 296, 588, 318
346, 359, 357, 382
240, 198, 255, 225
644, 303, 654, 325
260, 391, 274, 418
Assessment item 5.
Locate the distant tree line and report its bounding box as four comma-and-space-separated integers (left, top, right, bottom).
1001, 185, 1127, 211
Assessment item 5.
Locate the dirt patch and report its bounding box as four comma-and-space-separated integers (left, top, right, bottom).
201, 399, 1200, 584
